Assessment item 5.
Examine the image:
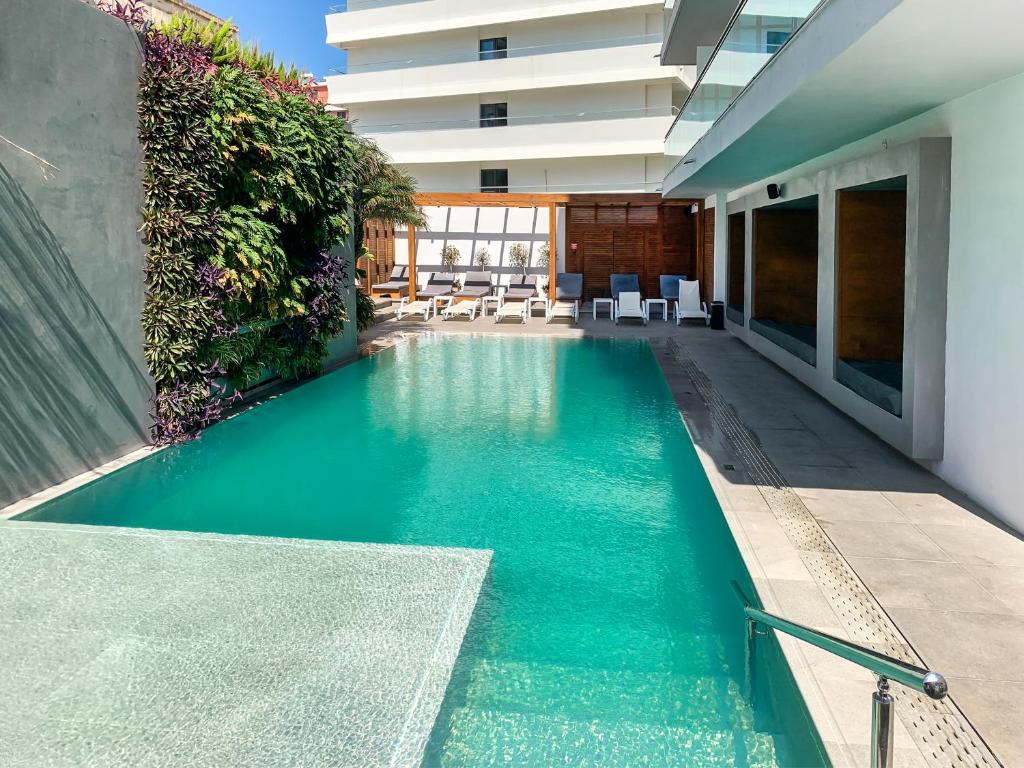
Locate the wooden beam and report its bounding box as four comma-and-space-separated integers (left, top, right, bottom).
407, 224, 417, 302
548, 204, 558, 300
414, 191, 705, 209
415, 192, 570, 208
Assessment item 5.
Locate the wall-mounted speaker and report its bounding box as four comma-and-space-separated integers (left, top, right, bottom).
767, 183, 782, 200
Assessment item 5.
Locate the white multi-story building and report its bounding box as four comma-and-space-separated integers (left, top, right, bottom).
325, 0, 690, 196
661, 0, 1024, 539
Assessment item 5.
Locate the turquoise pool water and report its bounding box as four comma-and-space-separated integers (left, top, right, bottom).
20, 336, 827, 766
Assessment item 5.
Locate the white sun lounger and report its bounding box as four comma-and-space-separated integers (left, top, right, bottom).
442, 298, 481, 321
546, 273, 582, 324
674, 279, 709, 326
493, 297, 529, 323
615, 291, 648, 325
396, 272, 456, 320
395, 298, 434, 320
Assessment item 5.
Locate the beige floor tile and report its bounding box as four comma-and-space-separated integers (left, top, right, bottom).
944, 677, 1024, 767
846, 557, 1012, 614
886, 607, 1024, 681
918, 523, 1024, 568
882, 491, 993, 528
961, 564, 1024, 615
799, 489, 909, 524
820, 521, 951, 562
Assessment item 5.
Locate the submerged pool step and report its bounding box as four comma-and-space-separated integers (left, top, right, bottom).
462, 658, 754, 729
438, 707, 779, 768
479, 621, 734, 675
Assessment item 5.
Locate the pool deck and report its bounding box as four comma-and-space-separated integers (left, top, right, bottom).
364, 313, 1024, 768
0, 523, 491, 768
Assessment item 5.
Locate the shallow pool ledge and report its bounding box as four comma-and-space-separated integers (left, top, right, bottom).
0, 522, 491, 768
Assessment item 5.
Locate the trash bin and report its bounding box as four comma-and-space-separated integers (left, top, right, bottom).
710, 301, 726, 330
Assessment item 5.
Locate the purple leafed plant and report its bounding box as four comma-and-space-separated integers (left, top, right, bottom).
97, 0, 146, 26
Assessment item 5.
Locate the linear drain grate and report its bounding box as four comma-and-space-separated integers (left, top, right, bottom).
667, 339, 1002, 768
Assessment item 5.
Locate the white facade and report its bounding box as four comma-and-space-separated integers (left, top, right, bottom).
661, 0, 1024, 532
325, 0, 688, 194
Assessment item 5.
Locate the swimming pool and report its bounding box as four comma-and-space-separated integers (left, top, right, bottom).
19, 335, 827, 766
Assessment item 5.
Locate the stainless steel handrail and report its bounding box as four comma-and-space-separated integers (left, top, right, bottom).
731, 581, 947, 768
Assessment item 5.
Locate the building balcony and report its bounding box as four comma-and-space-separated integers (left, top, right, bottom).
662, 0, 818, 176
327, 36, 685, 105
359, 107, 676, 165
326, 0, 661, 47
663, 0, 1024, 198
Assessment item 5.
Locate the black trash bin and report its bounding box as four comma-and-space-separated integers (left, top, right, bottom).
710, 301, 726, 330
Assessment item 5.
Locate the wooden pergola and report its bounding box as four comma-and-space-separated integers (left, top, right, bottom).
407, 192, 566, 301
396, 192, 708, 303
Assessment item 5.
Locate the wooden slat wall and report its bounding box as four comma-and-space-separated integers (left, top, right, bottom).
752, 208, 818, 326
361, 220, 396, 292
728, 213, 745, 307
565, 203, 698, 302
836, 190, 907, 361
699, 206, 715, 306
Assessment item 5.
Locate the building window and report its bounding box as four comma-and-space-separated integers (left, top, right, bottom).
765, 30, 791, 52
481, 169, 508, 193
479, 37, 508, 61
480, 103, 508, 128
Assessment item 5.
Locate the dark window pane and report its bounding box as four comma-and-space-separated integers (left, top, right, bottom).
481, 169, 508, 193
479, 37, 508, 61
766, 30, 790, 53
480, 102, 508, 128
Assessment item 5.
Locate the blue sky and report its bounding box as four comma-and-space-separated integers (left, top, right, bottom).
199, 0, 347, 79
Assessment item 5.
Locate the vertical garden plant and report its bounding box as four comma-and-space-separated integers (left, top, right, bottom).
101, 2, 378, 443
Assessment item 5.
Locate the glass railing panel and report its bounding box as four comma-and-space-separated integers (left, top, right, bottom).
664, 0, 822, 167
335, 33, 664, 74
329, 0, 423, 12
359, 106, 678, 134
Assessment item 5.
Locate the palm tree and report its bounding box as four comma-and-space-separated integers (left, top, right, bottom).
351, 136, 427, 330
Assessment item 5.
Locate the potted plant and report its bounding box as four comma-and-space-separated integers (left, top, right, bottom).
473, 247, 491, 269
440, 244, 461, 272
536, 243, 550, 293
440, 244, 461, 287
508, 242, 530, 275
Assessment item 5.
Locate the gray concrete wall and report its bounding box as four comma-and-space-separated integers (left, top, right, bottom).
0, 0, 153, 508
323, 237, 360, 369
716, 138, 951, 461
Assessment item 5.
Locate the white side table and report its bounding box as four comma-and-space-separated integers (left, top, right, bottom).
527, 295, 548, 318
593, 297, 614, 320
645, 298, 668, 322
430, 295, 454, 319
481, 295, 502, 317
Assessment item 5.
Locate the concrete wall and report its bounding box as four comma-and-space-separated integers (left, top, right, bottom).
324, 240, 360, 368
0, 0, 153, 508
709, 70, 1024, 530
718, 138, 950, 462
403, 155, 663, 194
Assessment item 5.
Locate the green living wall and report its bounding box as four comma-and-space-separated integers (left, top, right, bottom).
102, 4, 359, 444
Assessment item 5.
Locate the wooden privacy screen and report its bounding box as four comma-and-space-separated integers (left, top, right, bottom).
360, 220, 396, 293
565, 203, 698, 301
728, 213, 745, 307
698, 206, 715, 306
753, 207, 818, 326
836, 190, 907, 361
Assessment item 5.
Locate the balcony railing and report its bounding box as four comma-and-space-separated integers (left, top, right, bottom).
358, 106, 678, 135
328, 1, 421, 12
664, 0, 823, 164
330, 33, 663, 74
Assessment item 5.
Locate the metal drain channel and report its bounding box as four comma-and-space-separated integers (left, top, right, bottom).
666, 338, 1002, 768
